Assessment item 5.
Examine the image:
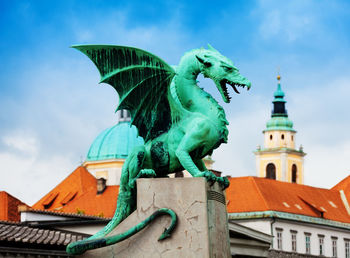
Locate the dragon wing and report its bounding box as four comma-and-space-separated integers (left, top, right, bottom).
73, 45, 176, 142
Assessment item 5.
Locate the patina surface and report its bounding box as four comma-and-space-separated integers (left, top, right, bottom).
67, 45, 250, 255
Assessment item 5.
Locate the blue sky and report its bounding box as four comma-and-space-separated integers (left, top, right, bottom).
1, 0, 350, 204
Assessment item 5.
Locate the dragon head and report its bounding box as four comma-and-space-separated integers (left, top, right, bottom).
196, 44, 251, 103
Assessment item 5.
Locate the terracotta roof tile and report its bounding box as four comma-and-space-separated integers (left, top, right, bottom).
33, 166, 96, 211
332, 175, 350, 201
61, 185, 119, 218
0, 191, 29, 222
226, 177, 350, 223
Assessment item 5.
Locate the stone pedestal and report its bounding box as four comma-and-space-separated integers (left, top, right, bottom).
81, 178, 230, 258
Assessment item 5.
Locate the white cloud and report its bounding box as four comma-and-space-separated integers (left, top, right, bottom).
256, 1, 316, 42
0, 133, 75, 205
3, 133, 38, 156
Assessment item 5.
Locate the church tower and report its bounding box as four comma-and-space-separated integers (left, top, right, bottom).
254, 75, 306, 184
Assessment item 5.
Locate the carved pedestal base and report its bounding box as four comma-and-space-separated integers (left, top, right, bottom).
80, 178, 230, 258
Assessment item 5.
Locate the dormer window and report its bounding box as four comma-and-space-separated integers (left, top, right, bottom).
97, 178, 107, 194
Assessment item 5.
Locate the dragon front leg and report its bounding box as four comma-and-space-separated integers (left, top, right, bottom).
175, 120, 229, 189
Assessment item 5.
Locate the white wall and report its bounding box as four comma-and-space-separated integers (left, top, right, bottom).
235, 218, 350, 257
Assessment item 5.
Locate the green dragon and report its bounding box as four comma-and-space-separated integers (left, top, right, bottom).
67, 45, 251, 255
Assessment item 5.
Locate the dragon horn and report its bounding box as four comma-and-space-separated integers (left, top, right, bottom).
207, 44, 219, 53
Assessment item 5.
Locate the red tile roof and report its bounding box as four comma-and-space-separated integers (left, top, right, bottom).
0, 192, 29, 222
32, 166, 96, 211
61, 185, 119, 218
33, 166, 350, 225
33, 166, 118, 218
332, 175, 350, 201
226, 177, 350, 223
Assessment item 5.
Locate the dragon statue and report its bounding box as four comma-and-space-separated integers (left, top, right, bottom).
66, 44, 251, 255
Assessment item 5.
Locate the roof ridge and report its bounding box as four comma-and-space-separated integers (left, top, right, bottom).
250, 177, 270, 210
23, 207, 109, 220
79, 166, 96, 192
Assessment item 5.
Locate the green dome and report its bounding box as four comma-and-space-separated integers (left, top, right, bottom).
264, 116, 295, 132
86, 121, 144, 161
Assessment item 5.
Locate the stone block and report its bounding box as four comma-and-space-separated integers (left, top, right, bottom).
80, 177, 230, 257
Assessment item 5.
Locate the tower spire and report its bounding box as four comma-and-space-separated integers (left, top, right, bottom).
272, 74, 287, 117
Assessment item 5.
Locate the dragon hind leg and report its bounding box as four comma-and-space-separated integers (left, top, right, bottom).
90, 146, 149, 239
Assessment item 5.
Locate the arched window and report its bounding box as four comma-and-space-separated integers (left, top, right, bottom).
270, 134, 273, 140
266, 163, 276, 179
281, 134, 285, 140
292, 164, 297, 183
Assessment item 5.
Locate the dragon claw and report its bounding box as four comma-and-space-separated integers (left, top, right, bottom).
129, 169, 157, 188
195, 171, 230, 190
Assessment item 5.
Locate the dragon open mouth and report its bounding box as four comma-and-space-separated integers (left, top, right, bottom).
220, 79, 248, 101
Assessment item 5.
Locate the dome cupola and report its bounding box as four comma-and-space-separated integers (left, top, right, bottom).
86, 110, 144, 161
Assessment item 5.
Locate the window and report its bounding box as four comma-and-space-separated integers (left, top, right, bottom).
276, 228, 283, 250
305, 233, 311, 254
291, 231, 297, 252
292, 164, 297, 183
281, 134, 285, 140
331, 237, 337, 257
292, 135, 294, 141
266, 163, 276, 179
319, 235, 324, 256
345, 239, 350, 258
270, 134, 273, 140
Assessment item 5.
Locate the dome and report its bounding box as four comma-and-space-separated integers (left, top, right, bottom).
86, 121, 144, 161
264, 116, 295, 132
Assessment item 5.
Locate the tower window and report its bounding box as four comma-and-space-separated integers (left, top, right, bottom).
270, 134, 273, 140
292, 164, 297, 183
291, 135, 294, 141
281, 134, 285, 140
266, 163, 276, 179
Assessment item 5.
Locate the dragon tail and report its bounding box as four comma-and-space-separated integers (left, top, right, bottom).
90, 153, 138, 239
89, 187, 136, 240
66, 208, 177, 255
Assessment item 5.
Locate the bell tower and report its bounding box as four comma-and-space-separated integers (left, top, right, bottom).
254, 75, 306, 184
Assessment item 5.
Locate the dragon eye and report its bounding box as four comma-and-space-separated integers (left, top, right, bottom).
204, 62, 212, 68
223, 66, 233, 72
